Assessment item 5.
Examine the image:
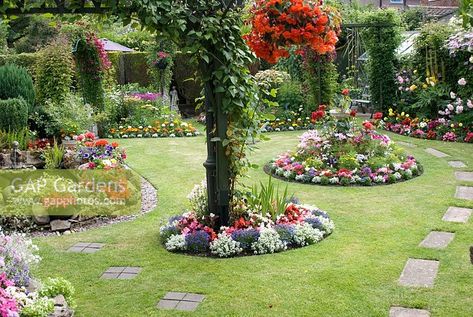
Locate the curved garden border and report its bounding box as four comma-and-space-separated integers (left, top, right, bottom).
263, 161, 424, 187
159, 203, 335, 258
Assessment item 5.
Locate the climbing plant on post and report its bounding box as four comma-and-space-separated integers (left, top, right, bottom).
131, 0, 261, 227
245, 0, 341, 109
361, 9, 401, 112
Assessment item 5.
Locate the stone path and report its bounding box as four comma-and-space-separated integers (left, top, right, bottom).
392, 150, 471, 315
442, 206, 472, 223
389, 307, 430, 317
68, 243, 105, 253
419, 232, 454, 249
455, 186, 473, 200
425, 148, 449, 158
157, 292, 205, 312
399, 259, 439, 287
448, 161, 467, 168
100, 267, 142, 279
455, 171, 473, 182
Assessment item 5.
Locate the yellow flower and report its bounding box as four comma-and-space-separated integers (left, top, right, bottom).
409, 84, 417, 91
401, 112, 405, 116
459, 123, 463, 127
451, 124, 455, 128
384, 117, 388, 121
422, 84, 428, 89
406, 114, 409, 118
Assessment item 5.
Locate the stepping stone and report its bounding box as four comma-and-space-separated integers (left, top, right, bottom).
399, 258, 439, 287
425, 148, 449, 158
455, 171, 473, 182
157, 292, 205, 312
397, 141, 416, 148
455, 186, 473, 200
448, 161, 467, 168
100, 267, 141, 279
442, 206, 472, 223
389, 307, 430, 317
419, 231, 455, 249
67, 243, 105, 253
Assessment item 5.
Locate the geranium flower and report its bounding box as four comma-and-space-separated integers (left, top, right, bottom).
341, 88, 350, 96
373, 112, 383, 120
362, 121, 374, 130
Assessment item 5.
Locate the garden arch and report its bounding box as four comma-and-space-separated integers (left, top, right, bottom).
1, 0, 251, 227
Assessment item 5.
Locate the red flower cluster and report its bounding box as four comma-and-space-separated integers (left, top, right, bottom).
341, 88, 350, 96
373, 112, 383, 120
311, 104, 326, 122
245, 0, 341, 63
276, 204, 312, 224
362, 121, 375, 130
177, 213, 217, 241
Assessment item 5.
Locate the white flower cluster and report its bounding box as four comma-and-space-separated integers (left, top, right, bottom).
210, 233, 242, 258
251, 227, 287, 254
316, 216, 335, 234
0, 231, 41, 267
293, 223, 323, 246
187, 180, 208, 217
165, 234, 186, 251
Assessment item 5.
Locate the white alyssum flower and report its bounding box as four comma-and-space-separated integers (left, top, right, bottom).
312, 176, 322, 183
315, 216, 335, 234
210, 233, 242, 258
374, 175, 384, 183
251, 227, 286, 254
293, 223, 323, 246
329, 177, 339, 184
394, 172, 402, 180
283, 170, 293, 179
165, 234, 186, 251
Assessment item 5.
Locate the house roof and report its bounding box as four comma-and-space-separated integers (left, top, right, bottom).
101, 39, 134, 52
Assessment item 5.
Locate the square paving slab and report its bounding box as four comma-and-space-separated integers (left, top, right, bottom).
397, 141, 416, 148
425, 148, 449, 158
389, 307, 430, 317
448, 161, 467, 168
67, 243, 105, 253
100, 267, 142, 279
442, 206, 472, 223
455, 186, 473, 200
419, 231, 454, 249
455, 171, 473, 182
157, 292, 205, 312
399, 258, 439, 287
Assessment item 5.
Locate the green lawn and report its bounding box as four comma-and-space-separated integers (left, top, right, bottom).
33, 130, 473, 317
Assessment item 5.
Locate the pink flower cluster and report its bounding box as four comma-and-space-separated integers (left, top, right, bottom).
0, 273, 18, 317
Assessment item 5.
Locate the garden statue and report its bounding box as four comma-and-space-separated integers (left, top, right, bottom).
170, 86, 179, 112
10, 141, 22, 169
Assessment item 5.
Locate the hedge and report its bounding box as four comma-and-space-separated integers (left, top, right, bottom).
0, 98, 29, 131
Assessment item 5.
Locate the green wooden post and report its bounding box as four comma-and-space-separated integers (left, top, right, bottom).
201, 63, 230, 227
215, 93, 230, 226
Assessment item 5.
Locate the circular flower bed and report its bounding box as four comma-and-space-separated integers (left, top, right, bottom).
267, 118, 423, 186
160, 203, 334, 258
